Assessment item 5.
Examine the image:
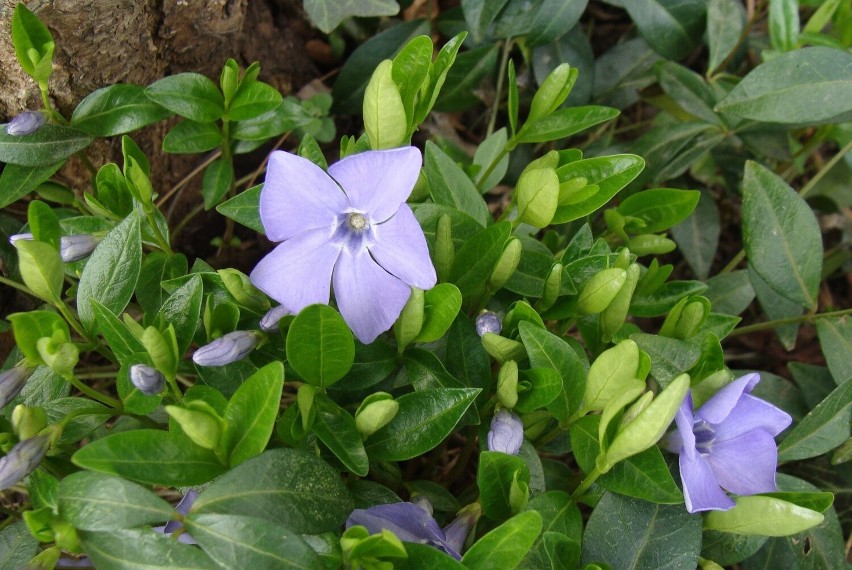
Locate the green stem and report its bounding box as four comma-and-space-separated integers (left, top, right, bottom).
63, 373, 121, 409
0, 275, 36, 297
571, 464, 603, 501
799, 138, 852, 199
58, 404, 120, 428
476, 142, 513, 193
487, 39, 514, 139
39, 84, 65, 124
54, 300, 91, 343
729, 308, 852, 337
719, 249, 746, 274
144, 208, 174, 255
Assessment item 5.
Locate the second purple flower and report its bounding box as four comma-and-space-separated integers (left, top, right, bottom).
250, 147, 436, 344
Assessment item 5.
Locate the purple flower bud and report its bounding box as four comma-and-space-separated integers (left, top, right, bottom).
7, 111, 46, 136
487, 409, 524, 455
156, 490, 198, 544
0, 435, 50, 490
8, 233, 34, 246
346, 502, 461, 560
59, 235, 100, 262
129, 364, 165, 396
475, 311, 502, 337
442, 503, 481, 555
192, 330, 259, 367
0, 367, 34, 408
260, 304, 291, 332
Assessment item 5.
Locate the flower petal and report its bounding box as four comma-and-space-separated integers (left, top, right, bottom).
250, 228, 342, 311
346, 502, 446, 545
704, 429, 779, 496
713, 394, 792, 442
328, 147, 422, 222
333, 250, 410, 344
696, 373, 760, 424
679, 451, 734, 513
260, 151, 348, 242
671, 392, 697, 459
369, 204, 437, 290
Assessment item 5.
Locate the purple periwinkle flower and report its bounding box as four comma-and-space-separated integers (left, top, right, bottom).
259, 304, 291, 332
666, 373, 792, 513
0, 435, 50, 490
129, 364, 165, 396
6, 111, 45, 136
8, 233, 100, 263
249, 148, 436, 344
475, 311, 502, 337
156, 490, 198, 544
192, 330, 260, 367
346, 502, 462, 560
0, 366, 34, 408
487, 409, 524, 455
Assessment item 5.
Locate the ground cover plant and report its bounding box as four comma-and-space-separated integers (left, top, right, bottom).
0, 0, 849, 568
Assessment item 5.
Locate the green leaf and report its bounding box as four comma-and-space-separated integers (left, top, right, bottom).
185, 513, 322, 569
522, 492, 582, 570
514, 368, 563, 413
777, 381, 852, 462
136, 252, 188, 316
221, 362, 284, 467
618, 188, 700, 234
412, 284, 462, 343
517, 106, 619, 143
333, 20, 430, 114
434, 44, 499, 112
58, 471, 174, 530
570, 415, 683, 504
461, 511, 542, 570
630, 332, 701, 387
400, 542, 466, 569
363, 59, 407, 150
769, 0, 800, 52
155, 273, 202, 356
742, 161, 821, 310
190, 448, 353, 534
414, 32, 467, 124
552, 155, 645, 224
201, 157, 234, 210
593, 38, 662, 108
815, 316, 852, 384
230, 99, 313, 141
10, 3, 53, 78
216, 184, 263, 233
312, 392, 369, 476
518, 321, 585, 417
72, 430, 226, 486
13, 239, 63, 303
286, 304, 355, 388
715, 47, 852, 124
477, 451, 530, 521
581, 492, 702, 569
0, 522, 38, 570
749, 264, 802, 350
90, 301, 145, 366
473, 128, 509, 192
449, 222, 511, 296
0, 124, 92, 167
145, 73, 225, 123
365, 387, 480, 461
425, 141, 489, 226
391, 35, 433, 124
621, 0, 706, 60
630, 280, 708, 317
304, 0, 400, 33
71, 84, 171, 136
655, 61, 720, 124
80, 528, 216, 570
162, 120, 223, 153
227, 80, 283, 121
77, 213, 142, 331
706, 0, 745, 73
525, 0, 586, 47
0, 161, 63, 209
670, 190, 720, 281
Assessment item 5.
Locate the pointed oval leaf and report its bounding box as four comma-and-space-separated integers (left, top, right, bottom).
425, 141, 490, 226
553, 155, 644, 224
0, 124, 92, 166
145, 73, 224, 123
286, 304, 355, 388
221, 361, 284, 467
80, 528, 216, 570
462, 511, 543, 570
71, 83, 171, 136
311, 392, 369, 476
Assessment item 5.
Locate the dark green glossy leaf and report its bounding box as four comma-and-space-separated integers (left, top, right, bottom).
618, 188, 700, 234
434, 44, 499, 112
201, 156, 234, 209
155, 273, 202, 356
450, 221, 511, 295
670, 190, 720, 281
815, 316, 852, 384
630, 280, 707, 317
162, 120, 222, 153
477, 451, 530, 521
413, 283, 462, 343
227, 80, 283, 121
462, 511, 542, 570
286, 304, 355, 388
517, 106, 619, 143
522, 491, 582, 569
304, 0, 400, 34
0, 161, 63, 209
399, 543, 466, 569
217, 184, 263, 233
706, 0, 745, 73
630, 332, 701, 387
519, 321, 585, 417
145, 73, 224, 123
621, 0, 706, 60
312, 392, 369, 476
71, 83, 171, 136
0, 522, 38, 570
525, 0, 586, 47
80, 528, 216, 570
777, 380, 852, 462
0, 124, 92, 167
230, 99, 313, 141
221, 361, 284, 467
552, 155, 644, 224
425, 141, 489, 226
190, 448, 353, 534
655, 62, 719, 124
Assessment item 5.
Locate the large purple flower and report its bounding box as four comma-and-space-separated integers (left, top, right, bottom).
250, 148, 436, 344
666, 373, 792, 513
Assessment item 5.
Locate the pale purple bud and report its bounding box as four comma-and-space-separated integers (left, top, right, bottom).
0, 435, 50, 490
156, 490, 199, 544
442, 503, 481, 555
487, 409, 524, 455
260, 304, 291, 332
0, 367, 34, 408
7, 111, 46, 136
192, 330, 259, 367
129, 364, 165, 396
59, 235, 100, 262
475, 311, 502, 337
8, 233, 34, 246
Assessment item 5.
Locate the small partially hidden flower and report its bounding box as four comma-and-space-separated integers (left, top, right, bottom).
129, 364, 165, 396
8, 233, 100, 263
488, 409, 524, 455
475, 311, 502, 337
666, 373, 792, 513
192, 330, 260, 367
259, 304, 291, 332
250, 148, 436, 344
7, 111, 45, 136
346, 502, 463, 560
155, 490, 198, 544
0, 366, 34, 408
0, 435, 50, 490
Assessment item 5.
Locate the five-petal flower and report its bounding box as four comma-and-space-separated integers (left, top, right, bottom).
666, 373, 792, 513
250, 147, 436, 344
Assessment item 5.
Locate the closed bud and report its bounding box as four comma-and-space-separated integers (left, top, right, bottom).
487, 409, 524, 455
363, 59, 406, 150
659, 296, 710, 340
192, 330, 260, 367
129, 364, 165, 395
537, 262, 563, 311
577, 268, 626, 315
626, 234, 676, 256
703, 496, 823, 537
481, 333, 526, 363
394, 287, 424, 351
527, 64, 574, 124
488, 237, 522, 290
516, 158, 559, 228
58, 234, 100, 262
355, 393, 399, 437
497, 360, 519, 409
7, 111, 46, 136
435, 214, 454, 283
8, 232, 34, 245
0, 367, 34, 408
260, 304, 291, 332
11, 405, 47, 440
443, 503, 482, 555
508, 469, 529, 513
599, 263, 640, 343
0, 435, 50, 490
219, 269, 270, 313
584, 339, 643, 413
36, 337, 78, 377
166, 402, 224, 451
475, 311, 502, 337
141, 326, 178, 378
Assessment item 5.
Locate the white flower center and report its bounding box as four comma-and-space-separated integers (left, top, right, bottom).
347, 212, 368, 231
